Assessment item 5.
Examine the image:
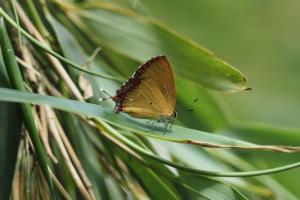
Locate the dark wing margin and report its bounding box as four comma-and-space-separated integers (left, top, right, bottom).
112, 56, 176, 116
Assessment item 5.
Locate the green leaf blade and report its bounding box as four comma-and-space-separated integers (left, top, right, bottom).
72, 4, 248, 92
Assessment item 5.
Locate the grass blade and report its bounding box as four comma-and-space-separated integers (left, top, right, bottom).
0, 18, 55, 198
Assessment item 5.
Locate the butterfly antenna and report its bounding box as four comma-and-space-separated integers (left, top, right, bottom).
99, 88, 113, 101
176, 98, 199, 113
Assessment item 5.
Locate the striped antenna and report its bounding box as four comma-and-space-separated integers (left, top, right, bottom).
99, 88, 113, 101
176, 98, 199, 114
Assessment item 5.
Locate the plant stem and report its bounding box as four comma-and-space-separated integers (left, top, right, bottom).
0, 7, 123, 82
97, 119, 300, 177
25, 0, 50, 40
1, 85, 300, 177
0, 18, 56, 198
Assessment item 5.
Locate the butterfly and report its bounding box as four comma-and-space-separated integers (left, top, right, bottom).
106, 55, 177, 130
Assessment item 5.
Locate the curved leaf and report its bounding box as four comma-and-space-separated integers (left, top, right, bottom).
1, 88, 300, 177
0, 87, 299, 153
177, 175, 248, 200
67, 3, 248, 92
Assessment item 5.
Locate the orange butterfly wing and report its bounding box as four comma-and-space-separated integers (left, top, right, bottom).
113, 56, 176, 119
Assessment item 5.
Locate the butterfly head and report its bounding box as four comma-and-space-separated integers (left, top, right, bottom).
172, 110, 178, 118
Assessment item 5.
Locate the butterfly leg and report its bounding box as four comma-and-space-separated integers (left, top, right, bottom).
164, 117, 175, 133
150, 120, 157, 128
151, 118, 157, 126
168, 121, 174, 130
163, 120, 170, 135
152, 115, 162, 125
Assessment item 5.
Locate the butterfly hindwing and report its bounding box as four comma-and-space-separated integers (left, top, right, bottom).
115, 56, 176, 119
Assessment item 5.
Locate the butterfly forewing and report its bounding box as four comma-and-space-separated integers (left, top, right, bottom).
119, 56, 176, 119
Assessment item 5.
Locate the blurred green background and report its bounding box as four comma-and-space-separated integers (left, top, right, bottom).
140, 0, 300, 127
137, 0, 300, 197
1, 0, 300, 199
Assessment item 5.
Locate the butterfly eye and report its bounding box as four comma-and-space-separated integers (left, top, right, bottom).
173, 111, 178, 117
